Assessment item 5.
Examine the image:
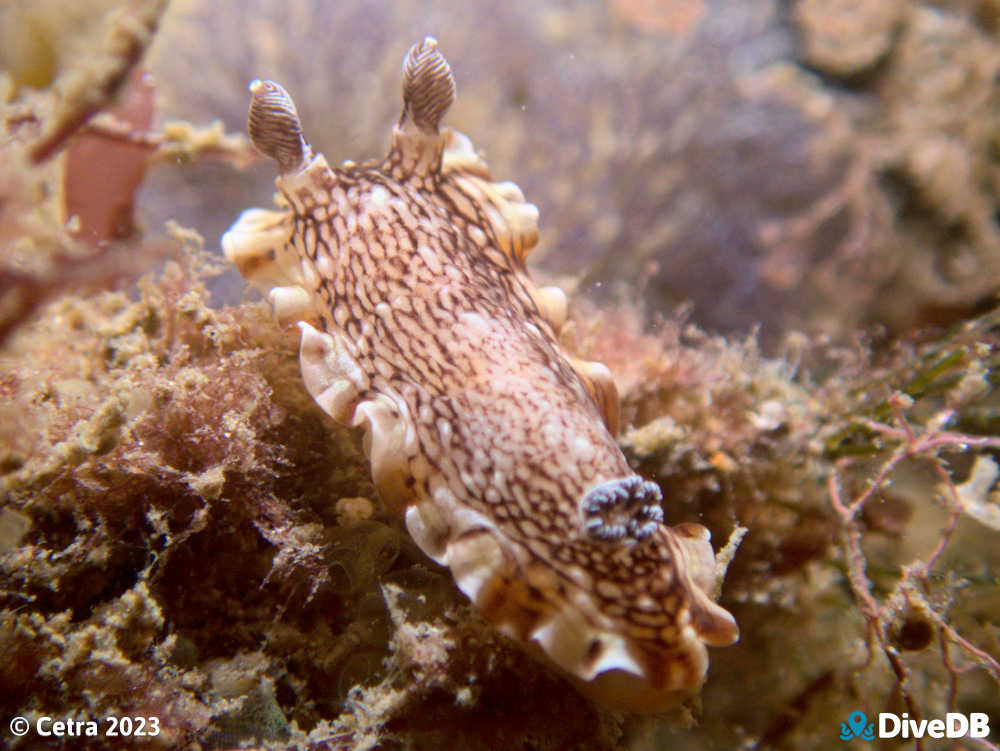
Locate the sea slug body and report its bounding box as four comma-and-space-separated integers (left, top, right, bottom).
222, 37, 738, 712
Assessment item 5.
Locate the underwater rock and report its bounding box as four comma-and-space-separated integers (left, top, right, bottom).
147, 0, 1000, 342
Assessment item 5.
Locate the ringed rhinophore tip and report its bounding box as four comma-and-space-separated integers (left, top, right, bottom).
247, 79, 310, 174
402, 36, 456, 132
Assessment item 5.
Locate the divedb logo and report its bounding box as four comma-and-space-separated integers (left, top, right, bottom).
840, 710, 991, 741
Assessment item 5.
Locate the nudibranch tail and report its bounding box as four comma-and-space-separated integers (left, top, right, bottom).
222, 37, 739, 715
247, 79, 311, 174
401, 36, 456, 132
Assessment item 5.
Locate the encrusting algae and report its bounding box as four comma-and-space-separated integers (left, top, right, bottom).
222, 37, 739, 713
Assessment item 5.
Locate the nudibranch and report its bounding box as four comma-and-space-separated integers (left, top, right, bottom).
222, 37, 737, 712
